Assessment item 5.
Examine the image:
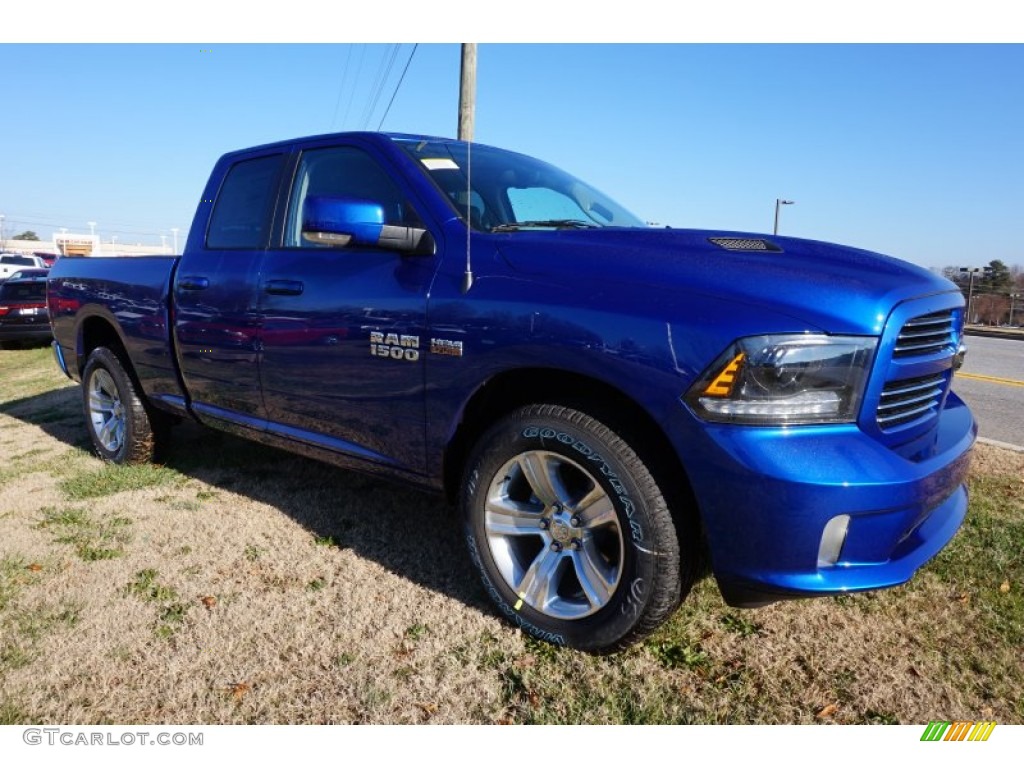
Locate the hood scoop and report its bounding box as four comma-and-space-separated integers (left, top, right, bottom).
709, 237, 782, 253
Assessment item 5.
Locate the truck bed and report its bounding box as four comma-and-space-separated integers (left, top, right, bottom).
48, 255, 186, 410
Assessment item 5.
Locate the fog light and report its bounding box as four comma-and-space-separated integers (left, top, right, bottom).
817, 515, 850, 567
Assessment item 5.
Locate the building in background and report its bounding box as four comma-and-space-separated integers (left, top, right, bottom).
53, 233, 101, 257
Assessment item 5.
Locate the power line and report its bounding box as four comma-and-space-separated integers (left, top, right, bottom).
361, 44, 401, 129
329, 44, 354, 131
358, 45, 391, 129
2, 209, 176, 231
340, 45, 366, 130
1, 215, 187, 240
378, 44, 419, 131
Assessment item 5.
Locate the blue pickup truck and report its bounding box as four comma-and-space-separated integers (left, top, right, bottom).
48, 132, 976, 651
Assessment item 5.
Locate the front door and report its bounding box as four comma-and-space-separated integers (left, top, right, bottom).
256, 142, 439, 475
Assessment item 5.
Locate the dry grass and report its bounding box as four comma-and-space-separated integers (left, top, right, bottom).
1, 345, 1021, 724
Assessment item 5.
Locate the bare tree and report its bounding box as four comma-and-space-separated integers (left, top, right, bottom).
973, 293, 1009, 325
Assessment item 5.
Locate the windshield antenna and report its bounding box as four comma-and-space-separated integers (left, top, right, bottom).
460, 138, 474, 293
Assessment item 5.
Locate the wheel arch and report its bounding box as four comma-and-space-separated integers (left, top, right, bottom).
77, 311, 130, 376
76, 312, 169, 429
443, 367, 703, 543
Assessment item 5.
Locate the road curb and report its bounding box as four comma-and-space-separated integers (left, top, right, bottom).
965, 328, 1024, 342
977, 437, 1024, 454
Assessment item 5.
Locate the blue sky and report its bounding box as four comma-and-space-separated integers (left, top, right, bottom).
1, 42, 1021, 270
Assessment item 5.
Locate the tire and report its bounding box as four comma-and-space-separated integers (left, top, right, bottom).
81, 346, 164, 464
461, 404, 693, 652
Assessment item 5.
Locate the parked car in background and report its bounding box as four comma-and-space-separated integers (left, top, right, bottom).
0, 276, 51, 347
0, 254, 50, 284
5, 268, 49, 281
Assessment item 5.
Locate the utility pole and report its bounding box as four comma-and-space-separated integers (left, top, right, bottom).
458, 44, 477, 141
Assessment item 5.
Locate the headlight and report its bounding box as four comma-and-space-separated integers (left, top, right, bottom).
684, 334, 877, 425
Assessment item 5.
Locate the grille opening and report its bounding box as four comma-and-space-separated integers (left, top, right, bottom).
893, 310, 955, 358
876, 372, 946, 430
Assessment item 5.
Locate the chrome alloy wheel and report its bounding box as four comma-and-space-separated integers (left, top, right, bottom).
484, 450, 624, 620
88, 368, 126, 454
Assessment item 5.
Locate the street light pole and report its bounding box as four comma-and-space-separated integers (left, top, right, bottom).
774, 199, 794, 236
959, 267, 981, 325
1010, 293, 1020, 327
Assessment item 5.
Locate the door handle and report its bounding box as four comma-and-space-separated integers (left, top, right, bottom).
264, 280, 304, 296
178, 276, 209, 291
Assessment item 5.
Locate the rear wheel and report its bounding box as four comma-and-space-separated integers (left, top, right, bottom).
82, 347, 166, 464
461, 404, 693, 652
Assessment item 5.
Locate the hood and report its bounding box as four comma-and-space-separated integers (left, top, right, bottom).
493, 227, 957, 335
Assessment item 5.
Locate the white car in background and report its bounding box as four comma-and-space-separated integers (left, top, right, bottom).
0, 254, 49, 284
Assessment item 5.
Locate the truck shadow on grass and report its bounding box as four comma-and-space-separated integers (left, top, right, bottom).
0, 384, 492, 618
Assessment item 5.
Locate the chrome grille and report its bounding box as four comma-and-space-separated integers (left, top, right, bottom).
876, 373, 946, 430
893, 310, 955, 358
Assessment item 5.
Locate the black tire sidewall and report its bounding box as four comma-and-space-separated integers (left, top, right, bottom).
82, 347, 149, 464
462, 405, 677, 652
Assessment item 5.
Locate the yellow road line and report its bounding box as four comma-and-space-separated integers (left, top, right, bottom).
957, 372, 1024, 388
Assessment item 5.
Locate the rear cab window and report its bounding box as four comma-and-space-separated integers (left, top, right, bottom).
1, 255, 36, 266
0, 282, 46, 301
206, 154, 286, 249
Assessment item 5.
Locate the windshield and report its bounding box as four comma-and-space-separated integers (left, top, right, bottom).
394, 138, 646, 232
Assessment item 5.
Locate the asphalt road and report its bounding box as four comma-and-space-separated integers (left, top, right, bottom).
952, 334, 1024, 448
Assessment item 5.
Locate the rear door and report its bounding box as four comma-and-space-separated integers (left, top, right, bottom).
173, 150, 287, 430
256, 139, 440, 474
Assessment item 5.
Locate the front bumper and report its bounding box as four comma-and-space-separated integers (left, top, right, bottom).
672, 391, 976, 607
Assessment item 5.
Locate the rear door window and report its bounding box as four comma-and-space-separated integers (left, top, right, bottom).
206, 154, 285, 249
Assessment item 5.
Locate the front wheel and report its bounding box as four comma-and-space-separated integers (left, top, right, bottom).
82, 346, 165, 464
461, 404, 692, 652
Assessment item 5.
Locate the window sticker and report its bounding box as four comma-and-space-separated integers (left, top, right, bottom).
421, 158, 460, 171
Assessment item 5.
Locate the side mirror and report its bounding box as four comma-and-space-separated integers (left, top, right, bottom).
301, 196, 434, 255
